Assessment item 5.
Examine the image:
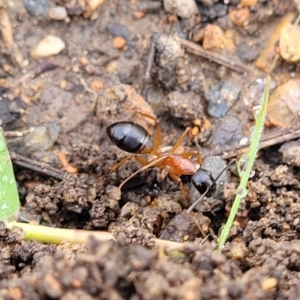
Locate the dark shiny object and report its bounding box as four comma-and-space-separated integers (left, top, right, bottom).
191, 168, 216, 197
106, 121, 154, 154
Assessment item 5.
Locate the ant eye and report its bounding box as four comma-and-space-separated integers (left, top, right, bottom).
191, 169, 216, 197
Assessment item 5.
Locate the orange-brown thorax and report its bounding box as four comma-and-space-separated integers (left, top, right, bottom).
156, 152, 197, 175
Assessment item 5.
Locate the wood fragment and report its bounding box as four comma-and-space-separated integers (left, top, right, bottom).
10, 152, 67, 181
0, 8, 24, 68
4, 128, 34, 138
202, 126, 300, 160
141, 41, 155, 98
18, 59, 56, 83
178, 38, 251, 74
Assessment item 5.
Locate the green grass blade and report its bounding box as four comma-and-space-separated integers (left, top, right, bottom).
0, 127, 20, 221
217, 76, 271, 250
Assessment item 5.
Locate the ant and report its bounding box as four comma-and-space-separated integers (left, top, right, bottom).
106, 112, 218, 205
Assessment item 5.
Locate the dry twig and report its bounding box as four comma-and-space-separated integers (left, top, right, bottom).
10, 152, 67, 180
178, 38, 251, 74
0, 8, 24, 68
17, 59, 56, 83
203, 126, 300, 160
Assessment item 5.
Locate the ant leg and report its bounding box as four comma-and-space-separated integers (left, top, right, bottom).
119, 155, 168, 190
170, 127, 191, 154
110, 156, 132, 171
180, 151, 203, 165
110, 155, 150, 172
168, 172, 189, 201
196, 152, 202, 165
135, 155, 150, 166
135, 111, 162, 149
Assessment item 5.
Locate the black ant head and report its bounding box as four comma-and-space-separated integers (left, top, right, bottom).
191, 168, 216, 198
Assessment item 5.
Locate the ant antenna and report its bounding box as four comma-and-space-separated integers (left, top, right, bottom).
187, 159, 236, 213
199, 234, 210, 246
187, 187, 210, 213
214, 158, 236, 183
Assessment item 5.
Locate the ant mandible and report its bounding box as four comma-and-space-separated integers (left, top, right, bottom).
106, 112, 216, 201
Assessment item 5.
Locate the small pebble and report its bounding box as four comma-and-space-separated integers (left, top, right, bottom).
85, 65, 94, 75
205, 81, 240, 118
2, 64, 10, 73
138, 1, 161, 13
0, 89, 26, 129
31, 35, 66, 59
240, 0, 258, 6
91, 80, 103, 91
236, 43, 259, 62
202, 24, 224, 50
48, 6, 67, 20
133, 11, 146, 20
163, 91, 205, 127
266, 78, 300, 128
229, 240, 247, 260
215, 15, 233, 31
211, 116, 244, 146
118, 63, 139, 84
83, 0, 105, 18
163, 0, 198, 18
261, 278, 278, 291
60, 80, 67, 89
239, 137, 248, 145
113, 36, 127, 50
279, 139, 300, 167
200, 3, 228, 22
222, 29, 235, 52
152, 34, 182, 68
279, 23, 300, 62
107, 21, 133, 46
80, 57, 89, 65
293, 218, 300, 226
86, 0, 105, 11
229, 8, 250, 26
7, 122, 60, 157
43, 274, 63, 298
24, 0, 50, 19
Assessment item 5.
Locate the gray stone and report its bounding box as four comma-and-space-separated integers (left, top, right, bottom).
7, 122, 60, 157
24, 0, 50, 19
205, 81, 240, 118
211, 116, 244, 146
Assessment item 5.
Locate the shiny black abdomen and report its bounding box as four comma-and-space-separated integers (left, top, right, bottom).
106, 121, 154, 153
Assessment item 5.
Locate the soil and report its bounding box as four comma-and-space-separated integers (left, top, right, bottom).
1, 0, 300, 299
